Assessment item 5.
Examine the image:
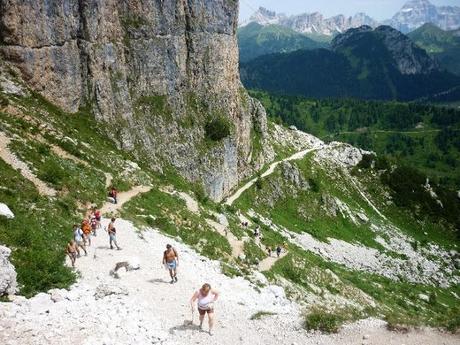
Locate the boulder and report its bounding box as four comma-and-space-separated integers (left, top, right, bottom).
217, 213, 229, 227
29, 293, 53, 314
0, 245, 17, 295
94, 284, 129, 300
0, 203, 14, 219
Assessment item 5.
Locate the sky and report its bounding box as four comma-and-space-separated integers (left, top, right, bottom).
239, 0, 460, 22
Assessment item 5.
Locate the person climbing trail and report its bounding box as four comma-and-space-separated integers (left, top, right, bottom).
107, 217, 121, 250
109, 186, 118, 204
66, 240, 78, 267
276, 245, 282, 258
81, 219, 92, 246
190, 283, 219, 336
90, 216, 98, 236
162, 244, 179, 284
73, 224, 87, 257
267, 247, 272, 257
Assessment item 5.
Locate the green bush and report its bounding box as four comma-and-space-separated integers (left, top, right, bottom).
357, 153, 375, 169
304, 309, 345, 333
38, 159, 67, 186
205, 116, 231, 141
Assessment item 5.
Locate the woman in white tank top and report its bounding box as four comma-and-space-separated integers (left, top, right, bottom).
190, 283, 219, 335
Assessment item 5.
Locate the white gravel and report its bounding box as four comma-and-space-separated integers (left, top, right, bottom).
1, 218, 458, 345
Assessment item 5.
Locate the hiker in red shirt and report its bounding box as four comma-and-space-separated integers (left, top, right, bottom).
109, 186, 118, 204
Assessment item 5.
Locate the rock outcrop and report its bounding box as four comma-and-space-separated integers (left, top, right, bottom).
0, 0, 267, 201
0, 245, 17, 296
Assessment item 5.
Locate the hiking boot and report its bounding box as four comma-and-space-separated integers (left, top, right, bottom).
170, 279, 174, 284
174, 276, 178, 282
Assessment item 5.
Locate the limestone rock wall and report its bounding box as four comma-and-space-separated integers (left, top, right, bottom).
0, 245, 17, 296
0, 0, 267, 201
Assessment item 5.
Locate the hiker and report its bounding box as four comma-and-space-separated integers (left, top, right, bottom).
81, 219, 92, 246
276, 245, 282, 258
162, 244, 179, 284
92, 207, 102, 234
109, 186, 118, 204
73, 224, 87, 256
267, 247, 272, 257
190, 283, 219, 336
110, 257, 140, 278
66, 240, 78, 267
107, 217, 121, 250
90, 216, 98, 236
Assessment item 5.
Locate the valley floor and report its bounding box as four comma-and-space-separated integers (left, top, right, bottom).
1, 215, 458, 345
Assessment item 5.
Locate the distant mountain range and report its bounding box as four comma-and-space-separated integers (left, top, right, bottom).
238, 22, 328, 63
240, 25, 460, 101
240, 0, 460, 36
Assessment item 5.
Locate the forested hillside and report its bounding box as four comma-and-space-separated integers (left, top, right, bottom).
238, 22, 328, 63
250, 90, 460, 187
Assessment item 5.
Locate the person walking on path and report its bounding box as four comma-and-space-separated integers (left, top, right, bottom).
107, 217, 121, 250
66, 240, 78, 267
109, 186, 118, 204
190, 283, 219, 336
276, 245, 282, 258
162, 244, 179, 284
73, 224, 87, 257
81, 219, 92, 246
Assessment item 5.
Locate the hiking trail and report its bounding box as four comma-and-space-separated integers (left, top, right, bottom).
225, 146, 322, 206
2, 216, 457, 345
100, 185, 152, 215
0, 131, 57, 197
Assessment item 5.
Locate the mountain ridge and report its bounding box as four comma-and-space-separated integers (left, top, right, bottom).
240, 25, 460, 101
241, 0, 460, 36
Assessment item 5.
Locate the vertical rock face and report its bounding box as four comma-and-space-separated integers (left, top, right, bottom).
0, 0, 267, 201
0, 245, 17, 295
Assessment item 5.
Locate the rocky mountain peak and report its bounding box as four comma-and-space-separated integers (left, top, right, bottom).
389, 0, 460, 32
332, 25, 438, 75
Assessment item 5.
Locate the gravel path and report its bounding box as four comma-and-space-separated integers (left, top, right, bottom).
225, 145, 324, 206
0, 132, 56, 196
1, 217, 457, 345
100, 185, 151, 216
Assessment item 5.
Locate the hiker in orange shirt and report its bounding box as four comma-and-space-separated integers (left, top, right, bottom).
81, 219, 92, 246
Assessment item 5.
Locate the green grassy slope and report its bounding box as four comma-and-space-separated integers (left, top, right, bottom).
233, 148, 459, 329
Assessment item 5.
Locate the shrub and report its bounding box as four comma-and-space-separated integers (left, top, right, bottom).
205, 115, 231, 141
357, 153, 375, 169
308, 178, 320, 193
38, 159, 67, 186
303, 309, 345, 333
193, 184, 209, 204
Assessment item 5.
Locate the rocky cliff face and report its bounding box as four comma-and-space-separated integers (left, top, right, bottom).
0, 245, 17, 296
0, 0, 267, 201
